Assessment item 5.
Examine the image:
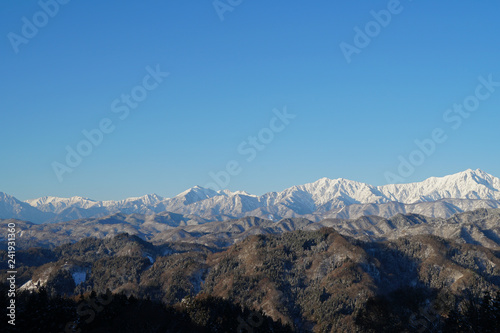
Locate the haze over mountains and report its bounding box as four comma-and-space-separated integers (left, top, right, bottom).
1, 169, 500, 224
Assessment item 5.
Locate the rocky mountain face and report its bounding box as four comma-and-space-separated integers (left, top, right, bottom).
2, 228, 500, 332
2, 169, 500, 223
0, 192, 54, 223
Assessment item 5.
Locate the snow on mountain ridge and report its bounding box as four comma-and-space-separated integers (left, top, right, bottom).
0, 192, 53, 223
377, 169, 500, 204
8, 168, 500, 223
164, 169, 500, 217
26, 196, 102, 213
294, 177, 387, 205
25, 169, 500, 207
115, 194, 165, 206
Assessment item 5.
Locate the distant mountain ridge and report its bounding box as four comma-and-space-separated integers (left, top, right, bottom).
4, 207, 500, 250
2, 168, 500, 223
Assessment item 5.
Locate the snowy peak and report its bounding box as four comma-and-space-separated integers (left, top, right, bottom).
3, 169, 500, 223
0, 192, 17, 202
25, 196, 99, 213
176, 186, 219, 205
26, 195, 95, 206
216, 189, 257, 197
273, 177, 386, 209
303, 177, 387, 204
457, 168, 499, 190
378, 169, 500, 204
25, 196, 57, 206
0, 192, 53, 223
118, 194, 164, 206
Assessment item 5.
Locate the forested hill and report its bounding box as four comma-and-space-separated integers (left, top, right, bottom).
2, 228, 500, 332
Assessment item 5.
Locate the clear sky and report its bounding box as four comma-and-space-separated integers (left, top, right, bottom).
1, 0, 500, 201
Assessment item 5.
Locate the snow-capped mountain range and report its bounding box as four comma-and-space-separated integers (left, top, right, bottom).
2, 169, 500, 224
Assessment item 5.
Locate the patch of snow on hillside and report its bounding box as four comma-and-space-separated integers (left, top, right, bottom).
72, 271, 87, 285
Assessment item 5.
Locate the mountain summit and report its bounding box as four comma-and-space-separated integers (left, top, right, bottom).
2, 169, 500, 223
378, 168, 500, 203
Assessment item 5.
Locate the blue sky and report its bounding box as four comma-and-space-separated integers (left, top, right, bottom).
1, 0, 500, 201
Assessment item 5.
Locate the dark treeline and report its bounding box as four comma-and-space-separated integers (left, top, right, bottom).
2, 284, 500, 332
355, 287, 500, 333
0, 284, 293, 333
